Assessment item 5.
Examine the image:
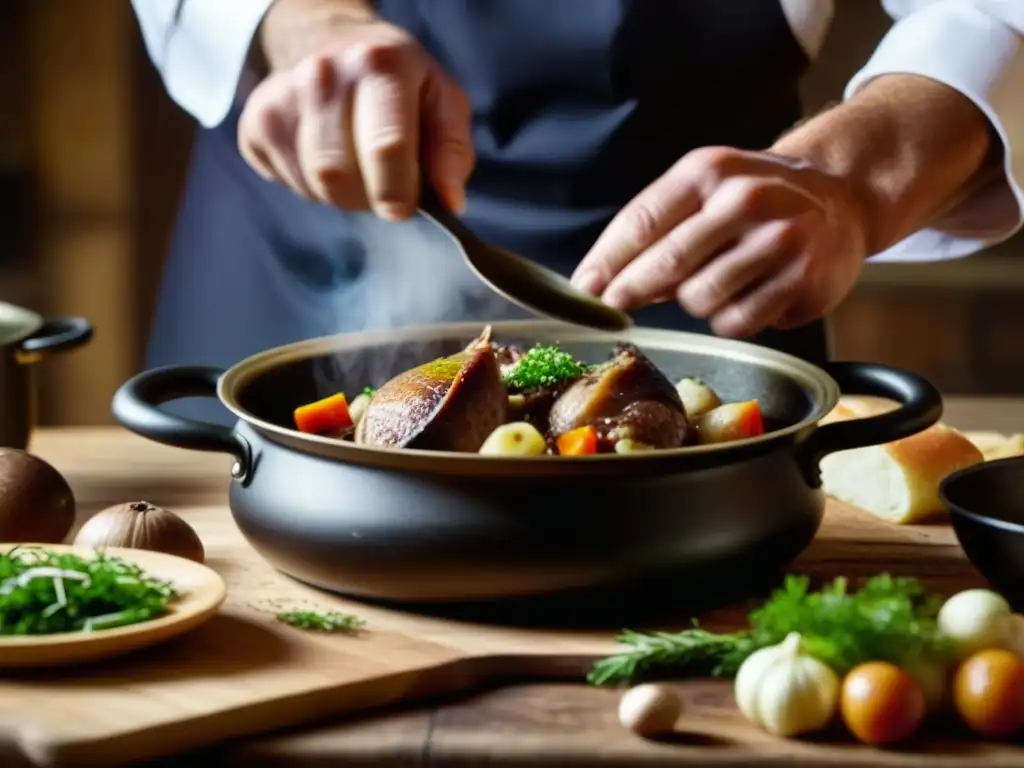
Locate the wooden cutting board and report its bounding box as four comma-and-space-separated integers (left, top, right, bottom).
0, 499, 991, 768
0, 429, 1006, 767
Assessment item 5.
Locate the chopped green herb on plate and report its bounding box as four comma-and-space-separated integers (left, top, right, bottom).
0, 545, 178, 636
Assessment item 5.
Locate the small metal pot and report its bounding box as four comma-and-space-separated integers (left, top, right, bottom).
0, 302, 92, 449
112, 321, 941, 604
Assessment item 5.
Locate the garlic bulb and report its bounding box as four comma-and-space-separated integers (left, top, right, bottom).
73, 501, 205, 563
937, 588, 1013, 659
734, 632, 839, 737
618, 683, 683, 735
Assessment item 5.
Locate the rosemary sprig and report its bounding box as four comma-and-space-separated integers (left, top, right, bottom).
588, 624, 753, 686
0, 545, 177, 635
276, 610, 365, 633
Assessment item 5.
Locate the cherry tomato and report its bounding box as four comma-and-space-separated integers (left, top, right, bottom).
840, 661, 926, 745
953, 649, 1024, 739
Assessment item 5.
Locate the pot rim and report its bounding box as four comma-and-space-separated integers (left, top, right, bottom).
0, 302, 44, 348
216, 319, 839, 466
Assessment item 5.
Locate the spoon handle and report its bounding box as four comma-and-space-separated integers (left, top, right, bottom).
417, 183, 483, 254
416, 180, 634, 332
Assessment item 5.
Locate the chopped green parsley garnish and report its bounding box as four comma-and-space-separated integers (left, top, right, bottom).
502, 344, 590, 391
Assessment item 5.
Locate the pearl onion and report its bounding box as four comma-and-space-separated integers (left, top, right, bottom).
618, 684, 683, 735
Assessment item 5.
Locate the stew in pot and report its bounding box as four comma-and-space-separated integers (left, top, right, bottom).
292, 326, 765, 456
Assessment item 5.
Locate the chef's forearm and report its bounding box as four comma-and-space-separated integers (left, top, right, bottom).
771, 74, 998, 256
260, 0, 378, 72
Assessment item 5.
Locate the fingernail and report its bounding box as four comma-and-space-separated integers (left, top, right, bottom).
444, 185, 467, 214
602, 288, 632, 311
376, 202, 414, 221
572, 269, 605, 296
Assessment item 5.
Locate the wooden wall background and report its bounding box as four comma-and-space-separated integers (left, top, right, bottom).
2, 0, 1023, 429
0, 0, 193, 427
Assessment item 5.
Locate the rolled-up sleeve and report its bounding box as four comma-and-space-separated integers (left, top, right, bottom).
845, 0, 1024, 262
131, 0, 276, 128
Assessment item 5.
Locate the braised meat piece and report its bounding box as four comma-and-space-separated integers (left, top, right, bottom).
547, 344, 688, 450
507, 387, 560, 432
355, 327, 508, 452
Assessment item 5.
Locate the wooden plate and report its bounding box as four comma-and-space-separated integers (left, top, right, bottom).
0, 543, 227, 668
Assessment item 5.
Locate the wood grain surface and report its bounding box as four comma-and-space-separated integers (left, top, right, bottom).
1, 397, 1020, 767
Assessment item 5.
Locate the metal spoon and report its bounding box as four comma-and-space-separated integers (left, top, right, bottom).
418, 185, 633, 332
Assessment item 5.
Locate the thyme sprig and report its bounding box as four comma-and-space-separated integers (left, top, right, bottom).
276, 610, 365, 633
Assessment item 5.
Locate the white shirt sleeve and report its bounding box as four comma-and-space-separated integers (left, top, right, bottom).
131, 0, 276, 129
847, 0, 1024, 262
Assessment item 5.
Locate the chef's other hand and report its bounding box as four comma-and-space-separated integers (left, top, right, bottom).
238, 2, 474, 220
570, 147, 869, 338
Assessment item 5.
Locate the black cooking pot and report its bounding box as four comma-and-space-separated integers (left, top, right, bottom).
0, 302, 92, 449
112, 321, 941, 604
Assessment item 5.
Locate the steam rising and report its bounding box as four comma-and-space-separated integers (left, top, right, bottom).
313, 212, 530, 396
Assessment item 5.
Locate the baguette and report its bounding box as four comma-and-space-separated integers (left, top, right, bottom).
818, 396, 984, 524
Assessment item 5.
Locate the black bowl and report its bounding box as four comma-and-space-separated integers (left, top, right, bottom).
940, 456, 1024, 610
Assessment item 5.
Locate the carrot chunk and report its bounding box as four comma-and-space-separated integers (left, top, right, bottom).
293, 393, 353, 434
556, 425, 599, 456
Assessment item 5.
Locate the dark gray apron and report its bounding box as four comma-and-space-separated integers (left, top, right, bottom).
147, 0, 823, 423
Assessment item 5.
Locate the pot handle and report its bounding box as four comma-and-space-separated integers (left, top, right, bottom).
16, 316, 93, 364
797, 361, 943, 487
111, 365, 252, 482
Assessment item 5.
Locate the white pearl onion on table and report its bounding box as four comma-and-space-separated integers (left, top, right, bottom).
937, 588, 1014, 659
618, 684, 683, 736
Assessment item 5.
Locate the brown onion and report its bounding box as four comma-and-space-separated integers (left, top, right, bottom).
73, 501, 205, 563
0, 448, 75, 544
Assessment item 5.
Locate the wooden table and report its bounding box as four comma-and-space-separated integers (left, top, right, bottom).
22, 397, 1024, 767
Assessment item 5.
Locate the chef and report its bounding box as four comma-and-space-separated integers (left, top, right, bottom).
131, 1, 1022, 422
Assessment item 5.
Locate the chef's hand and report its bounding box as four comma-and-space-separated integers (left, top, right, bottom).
570, 147, 870, 338
238, 1, 474, 220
